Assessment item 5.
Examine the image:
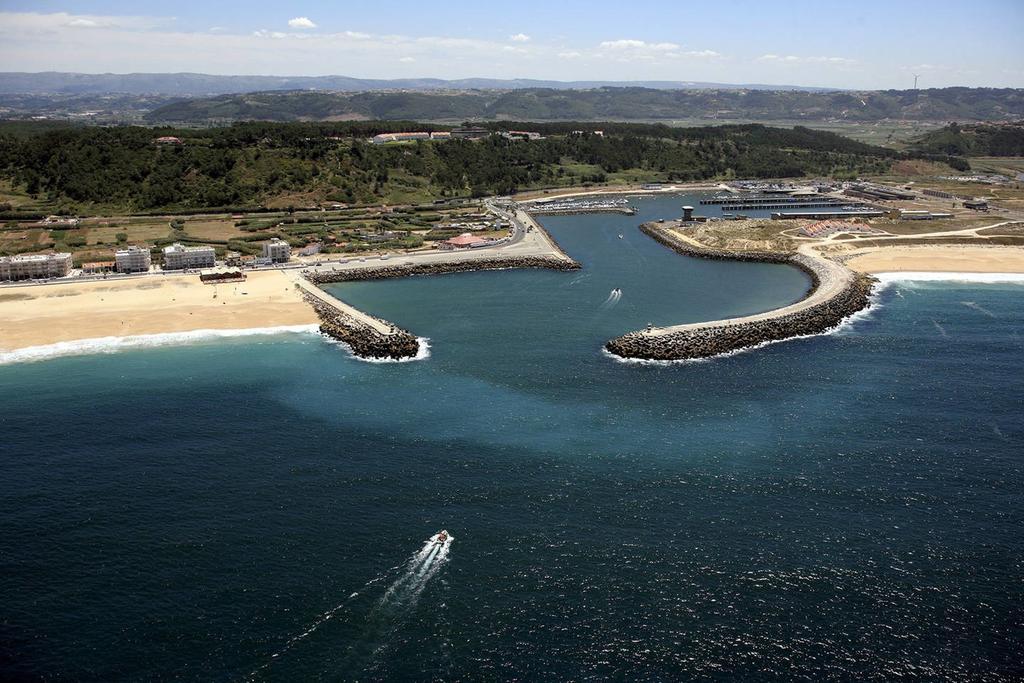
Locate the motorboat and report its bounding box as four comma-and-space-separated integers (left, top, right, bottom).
435, 530, 449, 544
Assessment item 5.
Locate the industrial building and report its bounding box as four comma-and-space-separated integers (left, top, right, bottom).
162, 243, 215, 270
0, 252, 73, 281
115, 245, 152, 273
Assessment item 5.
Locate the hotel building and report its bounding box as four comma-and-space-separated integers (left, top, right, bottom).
162, 243, 216, 270
0, 252, 73, 281
261, 238, 291, 263
115, 245, 152, 273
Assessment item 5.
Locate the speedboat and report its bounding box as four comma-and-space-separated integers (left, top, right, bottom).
435, 530, 449, 544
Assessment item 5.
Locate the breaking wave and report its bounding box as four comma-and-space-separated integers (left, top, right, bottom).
320, 336, 432, 363
0, 325, 320, 365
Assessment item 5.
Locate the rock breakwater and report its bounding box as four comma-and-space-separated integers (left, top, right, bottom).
605, 223, 876, 361
303, 293, 420, 361
304, 255, 579, 285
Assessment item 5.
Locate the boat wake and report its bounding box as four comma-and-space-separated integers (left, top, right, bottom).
247, 531, 453, 679
376, 531, 453, 611
600, 288, 623, 308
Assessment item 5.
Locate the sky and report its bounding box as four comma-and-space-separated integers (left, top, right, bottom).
0, 0, 1021, 89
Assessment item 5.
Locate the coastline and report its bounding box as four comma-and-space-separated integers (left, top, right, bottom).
0, 270, 318, 354
604, 222, 1024, 363
0, 325, 321, 365
2, 187, 1023, 365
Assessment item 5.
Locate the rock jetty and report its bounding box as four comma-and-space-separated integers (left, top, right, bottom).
304, 255, 579, 285
605, 223, 876, 361
303, 293, 420, 361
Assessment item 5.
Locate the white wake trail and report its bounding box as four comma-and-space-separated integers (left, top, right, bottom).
377, 533, 453, 611
246, 560, 405, 680
961, 301, 997, 318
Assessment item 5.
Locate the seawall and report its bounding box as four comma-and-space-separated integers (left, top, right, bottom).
605, 223, 876, 361
304, 255, 579, 285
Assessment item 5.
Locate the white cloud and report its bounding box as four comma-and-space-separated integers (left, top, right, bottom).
67, 18, 101, 28
0, 10, 1015, 88
757, 54, 856, 66
509, 33, 530, 42
599, 39, 680, 52
253, 30, 288, 39
684, 50, 720, 59
287, 16, 316, 30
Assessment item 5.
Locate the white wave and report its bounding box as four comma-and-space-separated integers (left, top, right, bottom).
0, 325, 320, 365
873, 271, 1024, 284
321, 335, 431, 363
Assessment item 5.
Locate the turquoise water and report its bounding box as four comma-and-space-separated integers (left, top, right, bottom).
1, 194, 1022, 680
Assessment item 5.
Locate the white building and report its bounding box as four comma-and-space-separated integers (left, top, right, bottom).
115, 245, 152, 273
162, 243, 215, 270
262, 238, 291, 263
0, 252, 73, 281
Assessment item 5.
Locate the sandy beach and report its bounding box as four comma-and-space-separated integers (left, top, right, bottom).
0, 270, 317, 352
844, 245, 1024, 274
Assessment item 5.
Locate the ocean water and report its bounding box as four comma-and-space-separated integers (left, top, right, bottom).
1, 194, 1022, 680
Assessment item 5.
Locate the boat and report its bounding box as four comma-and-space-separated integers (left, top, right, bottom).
435, 530, 449, 544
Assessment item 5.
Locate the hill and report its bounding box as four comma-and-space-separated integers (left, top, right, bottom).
144, 88, 1024, 124
0, 121, 912, 215
912, 122, 1024, 156
0, 72, 833, 96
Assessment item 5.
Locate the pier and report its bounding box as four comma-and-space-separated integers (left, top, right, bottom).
700, 196, 870, 211
292, 275, 420, 360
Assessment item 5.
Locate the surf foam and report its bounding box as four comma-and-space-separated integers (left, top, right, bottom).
0, 325, 320, 365
320, 335, 432, 363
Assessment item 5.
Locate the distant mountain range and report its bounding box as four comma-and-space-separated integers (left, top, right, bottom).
0, 72, 838, 96
142, 87, 1024, 124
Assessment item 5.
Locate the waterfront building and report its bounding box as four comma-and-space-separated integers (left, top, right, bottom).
115, 245, 152, 273
0, 252, 73, 281
439, 233, 489, 250
162, 243, 215, 270
82, 261, 115, 274
262, 238, 291, 263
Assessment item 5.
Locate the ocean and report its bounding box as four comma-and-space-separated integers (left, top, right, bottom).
1, 194, 1021, 680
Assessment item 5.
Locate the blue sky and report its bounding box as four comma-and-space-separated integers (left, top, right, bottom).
1, 0, 1021, 88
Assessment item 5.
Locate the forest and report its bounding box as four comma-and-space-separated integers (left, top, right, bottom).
142, 87, 1024, 125
912, 122, 1024, 157
0, 121, 952, 214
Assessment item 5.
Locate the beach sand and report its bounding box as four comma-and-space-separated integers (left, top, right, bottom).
845, 246, 1024, 274
0, 270, 317, 351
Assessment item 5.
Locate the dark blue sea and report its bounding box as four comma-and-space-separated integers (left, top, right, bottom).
1, 194, 1022, 680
